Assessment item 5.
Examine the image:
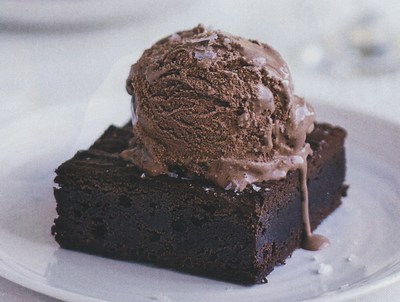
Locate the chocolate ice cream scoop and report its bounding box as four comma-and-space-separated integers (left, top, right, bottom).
121, 25, 327, 251
122, 25, 315, 192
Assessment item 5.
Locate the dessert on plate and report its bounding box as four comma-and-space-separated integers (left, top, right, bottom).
52, 25, 347, 284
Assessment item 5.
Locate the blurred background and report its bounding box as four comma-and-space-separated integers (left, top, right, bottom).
0, 0, 399, 300
1, 0, 400, 127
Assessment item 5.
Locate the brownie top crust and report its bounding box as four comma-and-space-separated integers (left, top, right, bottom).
55, 122, 346, 195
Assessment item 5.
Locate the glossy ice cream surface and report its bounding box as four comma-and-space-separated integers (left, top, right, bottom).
122, 25, 315, 192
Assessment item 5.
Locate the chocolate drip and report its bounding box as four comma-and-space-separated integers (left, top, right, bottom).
300, 165, 330, 251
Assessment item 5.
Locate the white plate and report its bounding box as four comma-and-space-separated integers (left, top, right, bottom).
1, 81, 400, 301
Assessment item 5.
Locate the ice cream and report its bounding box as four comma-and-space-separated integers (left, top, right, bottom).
122, 25, 315, 192
121, 25, 328, 251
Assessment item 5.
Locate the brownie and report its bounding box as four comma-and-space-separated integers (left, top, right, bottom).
52, 122, 347, 284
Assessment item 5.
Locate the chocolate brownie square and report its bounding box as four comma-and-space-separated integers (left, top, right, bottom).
52, 122, 347, 284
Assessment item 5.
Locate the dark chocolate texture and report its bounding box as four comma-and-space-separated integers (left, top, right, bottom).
52, 123, 347, 284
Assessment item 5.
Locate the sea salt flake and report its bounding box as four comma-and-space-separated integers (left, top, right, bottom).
346, 253, 357, 262
225, 182, 233, 190
253, 56, 267, 66
194, 50, 216, 60
290, 155, 304, 165
167, 171, 178, 178
169, 33, 181, 42
317, 263, 333, 275
251, 184, 261, 192
272, 170, 286, 179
